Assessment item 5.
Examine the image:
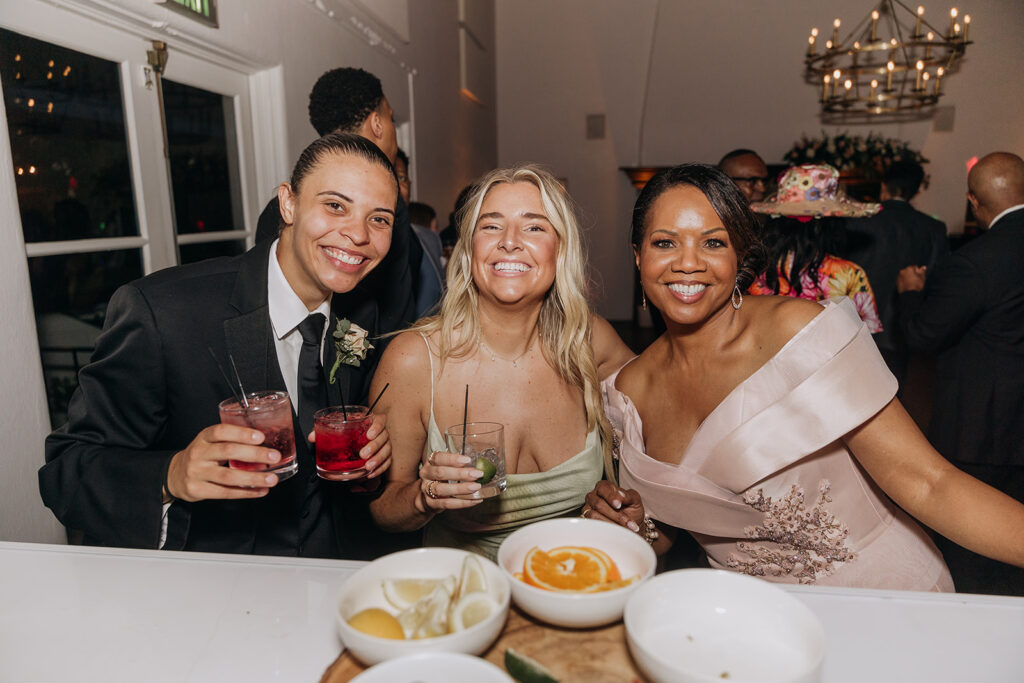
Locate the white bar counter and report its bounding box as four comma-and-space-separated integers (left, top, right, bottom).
1, 541, 1022, 681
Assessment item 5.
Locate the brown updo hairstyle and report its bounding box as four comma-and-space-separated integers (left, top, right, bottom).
630, 163, 766, 289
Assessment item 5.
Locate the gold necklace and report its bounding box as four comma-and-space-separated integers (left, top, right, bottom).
479, 334, 534, 369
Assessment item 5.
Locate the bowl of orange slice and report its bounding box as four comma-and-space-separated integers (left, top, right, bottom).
496, 517, 657, 628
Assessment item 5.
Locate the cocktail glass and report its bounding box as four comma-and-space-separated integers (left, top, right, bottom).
314, 405, 372, 481
444, 422, 506, 499
218, 390, 297, 481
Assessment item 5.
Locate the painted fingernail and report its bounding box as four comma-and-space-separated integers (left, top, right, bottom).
265, 474, 277, 485
627, 520, 640, 532
468, 483, 481, 491
268, 451, 280, 463
251, 432, 263, 442
612, 499, 622, 510
363, 460, 375, 470
457, 456, 471, 465
469, 469, 483, 479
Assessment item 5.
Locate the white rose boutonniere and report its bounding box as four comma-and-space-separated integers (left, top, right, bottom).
329, 318, 374, 383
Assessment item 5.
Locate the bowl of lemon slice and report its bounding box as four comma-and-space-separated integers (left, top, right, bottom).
496, 518, 657, 628
337, 548, 511, 665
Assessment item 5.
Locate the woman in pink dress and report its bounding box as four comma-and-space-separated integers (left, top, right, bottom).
584, 163, 1024, 591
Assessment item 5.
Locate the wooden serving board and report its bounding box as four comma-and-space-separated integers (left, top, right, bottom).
321, 606, 647, 682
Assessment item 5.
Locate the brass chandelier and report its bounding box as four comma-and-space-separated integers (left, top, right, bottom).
804, 0, 971, 118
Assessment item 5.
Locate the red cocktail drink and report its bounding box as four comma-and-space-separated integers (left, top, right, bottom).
218, 391, 297, 481
314, 406, 371, 481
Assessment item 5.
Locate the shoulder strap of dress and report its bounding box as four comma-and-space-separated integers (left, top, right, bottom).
419, 332, 436, 423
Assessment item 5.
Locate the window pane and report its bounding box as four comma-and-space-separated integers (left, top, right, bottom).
0, 27, 139, 242
31, 249, 144, 427
163, 78, 242, 237
179, 239, 245, 264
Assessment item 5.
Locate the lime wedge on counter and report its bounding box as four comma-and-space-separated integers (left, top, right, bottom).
474, 457, 497, 484
505, 648, 559, 683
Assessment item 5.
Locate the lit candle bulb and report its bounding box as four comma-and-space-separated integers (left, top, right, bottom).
926, 31, 934, 58
922, 71, 931, 97
949, 8, 958, 37
886, 60, 895, 90
915, 60, 924, 90
833, 69, 842, 97
915, 6, 925, 36
935, 66, 944, 94
954, 22, 961, 38
808, 34, 816, 55
871, 10, 880, 41
844, 79, 853, 100
832, 18, 841, 47
853, 41, 860, 67
870, 79, 879, 99
823, 74, 831, 102
826, 39, 833, 50
963, 14, 970, 41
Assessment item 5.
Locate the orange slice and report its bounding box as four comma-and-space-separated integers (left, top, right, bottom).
560, 545, 622, 582
522, 546, 608, 592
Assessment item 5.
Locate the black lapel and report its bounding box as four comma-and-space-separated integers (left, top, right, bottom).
329, 285, 381, 406
223, 239, 283, 393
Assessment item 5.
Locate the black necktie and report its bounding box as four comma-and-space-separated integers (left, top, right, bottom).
296, 312, 328, 442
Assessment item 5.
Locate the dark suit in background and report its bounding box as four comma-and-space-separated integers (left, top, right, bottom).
899, 206, 1024, 594
842, 199, 948, 383
256, 194, 420, 333
40, 240, 384, 558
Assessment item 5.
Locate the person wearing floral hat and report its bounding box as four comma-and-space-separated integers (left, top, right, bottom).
748, 164, 883, 331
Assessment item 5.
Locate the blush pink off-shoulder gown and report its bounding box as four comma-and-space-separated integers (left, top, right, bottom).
603, 299, 954, 591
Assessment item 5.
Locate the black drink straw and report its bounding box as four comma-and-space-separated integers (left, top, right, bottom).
228, 354, 250, 408
367, 382, 390, 414
460, 384, 469, 455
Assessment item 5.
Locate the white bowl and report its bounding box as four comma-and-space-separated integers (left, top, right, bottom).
351, 652, 513, 683
624, 569, 826, 683
336, 548, 511, 666
496, 517, 657, 628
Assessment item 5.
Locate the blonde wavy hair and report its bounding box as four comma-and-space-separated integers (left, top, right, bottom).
412, 164, 614, 475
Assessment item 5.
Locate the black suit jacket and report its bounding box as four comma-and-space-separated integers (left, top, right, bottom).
842, 200, 948, 355
899, 207, 1024, 466
40, 239, 384, 558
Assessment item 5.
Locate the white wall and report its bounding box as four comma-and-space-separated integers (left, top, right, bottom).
496, 0, 1024, 320
0, 0, 496, 543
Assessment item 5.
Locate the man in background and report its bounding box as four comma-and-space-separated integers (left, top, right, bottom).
842, 160, 948, 383
409, 200, 444, 317
718, 149, 770, 203
898, 151, 1024, 595
255, 67, 421, 332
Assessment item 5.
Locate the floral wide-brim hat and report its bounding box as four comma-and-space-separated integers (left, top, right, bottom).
750, 164, 880, 218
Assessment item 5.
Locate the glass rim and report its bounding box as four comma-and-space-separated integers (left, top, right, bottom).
444, 421, 504, 437
218, 390, 289, 412
314, 405, 370, 423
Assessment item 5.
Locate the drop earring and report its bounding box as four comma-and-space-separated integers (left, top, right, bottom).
731, 283, 743, 310
641, 289, 648, 311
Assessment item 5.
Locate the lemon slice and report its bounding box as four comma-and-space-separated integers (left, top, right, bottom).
383, 577, 452, 610
346, 607, 404, 640
397, 583, 452, 639
449, 591, 500, 632
456, 554, 488, 600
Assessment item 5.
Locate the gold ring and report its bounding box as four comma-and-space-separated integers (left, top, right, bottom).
425, 480, 440, 500
581, 507, 590, 519
427, 451, 437, 466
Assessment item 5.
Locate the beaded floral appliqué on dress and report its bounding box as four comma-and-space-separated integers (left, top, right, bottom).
726, 480, 855, 584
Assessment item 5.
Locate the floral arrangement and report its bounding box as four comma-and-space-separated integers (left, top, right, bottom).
783, 132, 928, 178
329, 318, 374, 383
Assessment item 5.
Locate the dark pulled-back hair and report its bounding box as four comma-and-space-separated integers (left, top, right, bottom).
882, 160, 925, 199
717, 148, 762, 168
631, 163, 766, 289
760, 216, 847, 297
408, 201, 436, 227
308, 67, 384, 136
289, 132, 397, 195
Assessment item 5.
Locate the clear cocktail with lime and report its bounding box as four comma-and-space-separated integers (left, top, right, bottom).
444, 422, 506, 499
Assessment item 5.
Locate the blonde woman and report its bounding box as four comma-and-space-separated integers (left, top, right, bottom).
369, 165, 633, 559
